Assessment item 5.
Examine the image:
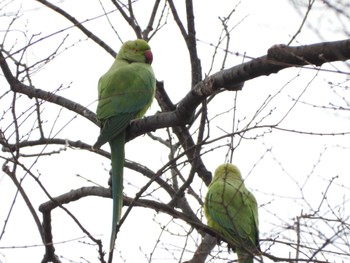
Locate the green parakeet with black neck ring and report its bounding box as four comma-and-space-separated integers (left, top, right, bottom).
93, 39, 156, 256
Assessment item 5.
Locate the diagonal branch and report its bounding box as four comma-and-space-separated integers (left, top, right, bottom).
0, 50, 97, 124
185, 0, 202, 87
128, 39, 350, 139
110, 0, 142, 38
143, 0, 161, 39
1, 39, 349, 147
35, 0, 116, 57
167, 0, 188, 39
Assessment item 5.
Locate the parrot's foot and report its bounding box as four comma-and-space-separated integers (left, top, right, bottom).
91, 142, 101, 151
227, 244, 236, 253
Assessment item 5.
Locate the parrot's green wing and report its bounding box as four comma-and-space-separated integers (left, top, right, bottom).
94, 60, 155, 148
205, 181, 258, 244
93, 39, 156, 262
97, 61, 155, 119
204, 164, 259, 263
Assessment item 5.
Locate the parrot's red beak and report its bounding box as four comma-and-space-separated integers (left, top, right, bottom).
145, 50, 153, 64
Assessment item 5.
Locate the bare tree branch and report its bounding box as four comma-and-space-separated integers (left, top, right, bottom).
35, 0, 116, 57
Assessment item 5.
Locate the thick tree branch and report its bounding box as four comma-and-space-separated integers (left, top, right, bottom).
38, 186, 216, 238
41, 186, 307, 263
126, 39, 350, 188
1, 39, 349, 144
41, 211, 61, 263
128, 39, 350, 138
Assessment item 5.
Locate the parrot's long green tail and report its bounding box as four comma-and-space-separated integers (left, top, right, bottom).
109, 131, 125, 253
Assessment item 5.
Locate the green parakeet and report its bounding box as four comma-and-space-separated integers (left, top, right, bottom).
93, 39, 156, 254
204, 163, 259, 263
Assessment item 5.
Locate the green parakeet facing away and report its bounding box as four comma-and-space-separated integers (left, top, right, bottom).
93, 39, 156, 255
204, 163, 259, 263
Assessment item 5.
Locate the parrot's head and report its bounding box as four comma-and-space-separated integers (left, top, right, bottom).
117, 39, 153, 64
212, 163, 243, 183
